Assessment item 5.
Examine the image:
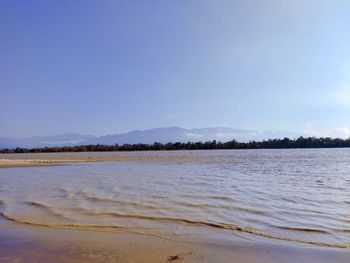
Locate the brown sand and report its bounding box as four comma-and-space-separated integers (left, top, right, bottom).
0, 218, 349, 263
0, 158, 90, 168
0, 153, 215, 168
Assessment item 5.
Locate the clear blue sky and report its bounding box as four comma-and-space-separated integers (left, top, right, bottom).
1, 0, 349, 137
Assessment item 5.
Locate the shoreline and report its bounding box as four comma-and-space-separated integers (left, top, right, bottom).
0, 158, 93, 168
0, 151, 229, 168
1, 217, 349, 263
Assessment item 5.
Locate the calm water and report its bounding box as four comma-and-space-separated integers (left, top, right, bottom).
0, 149, 349, 248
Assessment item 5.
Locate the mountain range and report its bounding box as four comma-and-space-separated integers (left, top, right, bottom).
0, 127, 300, 149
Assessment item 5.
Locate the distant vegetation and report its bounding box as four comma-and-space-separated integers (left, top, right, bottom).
1, 137, 350, 153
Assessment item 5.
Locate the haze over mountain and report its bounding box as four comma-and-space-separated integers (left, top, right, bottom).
0, 127, 300, 149
0, 133, 94, 149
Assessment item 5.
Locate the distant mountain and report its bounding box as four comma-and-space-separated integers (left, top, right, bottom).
84, 127, 299, 145
0, 127, 300, 149
0, 133, 94, 149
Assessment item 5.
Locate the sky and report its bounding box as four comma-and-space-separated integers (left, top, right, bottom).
0, 0, 350, 137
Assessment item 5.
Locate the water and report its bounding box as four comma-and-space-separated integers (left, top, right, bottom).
0, 149, 349, 248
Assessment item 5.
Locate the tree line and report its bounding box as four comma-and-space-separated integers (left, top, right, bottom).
1, 137, 350, 153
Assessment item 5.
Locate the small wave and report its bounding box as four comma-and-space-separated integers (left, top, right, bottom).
173, 201, 217, 209
23, 200, 72, 221
77, 192, 167, 210
25, 201, 49, 208
209, 196, 235, 201
275, 226, 329, 234
231, 206, 268, 216
0, 210, 133, 231
177, 194, 235, 202
0, 209, 348, 248
83, 211, 349, 248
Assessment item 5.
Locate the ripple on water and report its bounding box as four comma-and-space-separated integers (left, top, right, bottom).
0, 149, 349, 248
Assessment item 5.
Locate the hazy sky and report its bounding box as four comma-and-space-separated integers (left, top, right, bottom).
1, 0, 349, 137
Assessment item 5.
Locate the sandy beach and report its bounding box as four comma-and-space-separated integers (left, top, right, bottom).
0, 152, 216, 168
1, 217, 349, 263
0, 158, 83, 168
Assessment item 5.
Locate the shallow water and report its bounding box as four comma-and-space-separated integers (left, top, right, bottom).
0, 149, 349, 248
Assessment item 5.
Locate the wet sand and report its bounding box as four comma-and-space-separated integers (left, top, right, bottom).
0, 158, 80, 168
0, 153, 213, 168
1, 218, 349, 263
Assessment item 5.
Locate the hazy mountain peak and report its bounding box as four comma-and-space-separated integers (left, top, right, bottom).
0, 127, 299, 149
